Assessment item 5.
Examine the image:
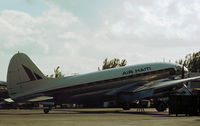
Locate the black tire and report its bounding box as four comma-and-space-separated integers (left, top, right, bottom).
43, 108, 50, 114
155, 102, 167, 112
122, 103, 131, 110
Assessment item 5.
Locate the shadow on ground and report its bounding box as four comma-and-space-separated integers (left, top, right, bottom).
52, 109, 170, 117
0, 108, 172, 117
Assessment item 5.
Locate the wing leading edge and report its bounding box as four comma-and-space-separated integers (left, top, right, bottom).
132, 76, 200, 93
106, 76, 200, 102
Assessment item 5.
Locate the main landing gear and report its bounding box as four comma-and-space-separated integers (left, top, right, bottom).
155, 101, 167, 112
43, 107, 51, 114
121, 102, 131, 110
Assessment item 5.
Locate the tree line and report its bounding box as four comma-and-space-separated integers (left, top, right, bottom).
98, 58, 127, 70
176, 51, 200, 72
48, 58, 127, 78
48, 51, 200, 78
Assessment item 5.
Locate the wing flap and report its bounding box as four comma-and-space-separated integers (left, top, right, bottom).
129, 89, 154, 101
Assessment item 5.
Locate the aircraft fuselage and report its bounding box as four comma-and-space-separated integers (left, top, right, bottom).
39, 62, 180, 103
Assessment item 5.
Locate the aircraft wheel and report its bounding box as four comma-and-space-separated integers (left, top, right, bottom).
122, 103, 131, 110
43, 108, 50, 114
155, 102, 167, 112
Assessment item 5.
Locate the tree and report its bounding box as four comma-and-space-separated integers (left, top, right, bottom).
47, 66, 65, 78
98, 58, 127, 70
176, 51, 200, 72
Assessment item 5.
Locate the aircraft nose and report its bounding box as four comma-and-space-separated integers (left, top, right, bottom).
175, 64, 188, 74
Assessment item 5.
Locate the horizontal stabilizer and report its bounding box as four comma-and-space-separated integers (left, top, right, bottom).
4, 98, 14, 103
0, 81, 6, 86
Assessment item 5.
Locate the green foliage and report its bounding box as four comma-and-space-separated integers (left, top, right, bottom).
47, 66, 65, 78
98, 58, 127, 70
176, 51, 200, 72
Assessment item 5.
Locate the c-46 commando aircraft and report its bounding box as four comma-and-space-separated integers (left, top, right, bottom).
5, 52, 200, 113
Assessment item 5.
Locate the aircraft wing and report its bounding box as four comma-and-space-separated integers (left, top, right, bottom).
107, 76, 200, 102
132, 76, 200, 93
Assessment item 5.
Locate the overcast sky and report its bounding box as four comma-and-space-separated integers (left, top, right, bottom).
0, 0, 200, 81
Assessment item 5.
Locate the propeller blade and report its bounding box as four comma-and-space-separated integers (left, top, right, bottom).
181, 66, 185, 79
183, 83, 193, 95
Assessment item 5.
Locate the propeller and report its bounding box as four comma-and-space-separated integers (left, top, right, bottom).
181, 66, 193, 95
181, 66, 185, 79
183, 83, 193, 95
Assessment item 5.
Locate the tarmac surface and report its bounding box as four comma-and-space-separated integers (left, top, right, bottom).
0, 108, 199, 126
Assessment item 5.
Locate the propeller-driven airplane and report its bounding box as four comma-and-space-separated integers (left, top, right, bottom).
4, 52, 200, 113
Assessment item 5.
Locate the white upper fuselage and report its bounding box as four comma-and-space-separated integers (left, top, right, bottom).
45, 62, 177, 90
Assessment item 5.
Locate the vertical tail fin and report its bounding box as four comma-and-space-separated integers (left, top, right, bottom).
7, 52, 46, 100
